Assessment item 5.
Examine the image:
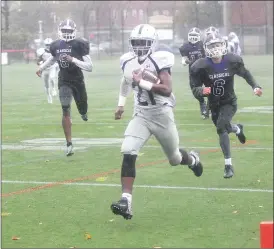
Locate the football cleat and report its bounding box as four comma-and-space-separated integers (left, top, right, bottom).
224, 164, 234, 178
111, 197, 133, 220
200, 102, 209, 119
201, 113, 209, 120
236, 124, 246, 144
184, 150, 203, 177
81, 114, 88, 121
66, 143, 74, 156
47, 94, 53, 104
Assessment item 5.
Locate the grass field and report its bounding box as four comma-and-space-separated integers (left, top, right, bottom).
1, 55, 273, 248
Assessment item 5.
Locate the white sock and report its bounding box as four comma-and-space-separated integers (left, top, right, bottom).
225, 158, 232, 165
235, 126, 240, 135
122, 193, 132, 203
190, 155, 196, 166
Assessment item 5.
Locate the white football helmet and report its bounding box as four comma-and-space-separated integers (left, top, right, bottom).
228, 32, 237, 41
204, 33, 227, 59
58, 19, 77, 42
188, 27, 201, 44
205, 26, 219, 36
129, 24, 158, 61
44, 38, 53, 50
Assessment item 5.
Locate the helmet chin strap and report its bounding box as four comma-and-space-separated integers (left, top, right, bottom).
133, 48, 152, 62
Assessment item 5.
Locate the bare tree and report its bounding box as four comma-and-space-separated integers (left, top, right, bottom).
1, 0, 10, 32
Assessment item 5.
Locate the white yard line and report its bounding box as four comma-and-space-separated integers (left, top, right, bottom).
2, 180, 273, 193
1, 144, 273, 151
2, 122, 273, 127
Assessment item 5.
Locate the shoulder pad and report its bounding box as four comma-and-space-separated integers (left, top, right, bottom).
36, 48, 45, 57
75, 38, 89, 55
225, 53, 242, 63
79, 37, 88, 42
155, 44, 173, 53
75, 37, 89, 45
120, 52, 135, 69
232, 37, 239, 43
49, 40, 61, 56
150, 51, 174, 70
50, 39, 60, 48
198, 41, 204, 47
190, 58, 208, 73
180, 43, 189, 52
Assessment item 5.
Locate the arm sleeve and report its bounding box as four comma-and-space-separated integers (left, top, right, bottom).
179, 44, 188, 57
151, 51, 174, 72
190, 66, 205, 97
72, 55, 93, 72
119, 77, 132, 97
81, 39, 90, 56
235, 57, 261, 89
37, 55, 43, 65
39, 55, 57, 71
49, 43, 56, 57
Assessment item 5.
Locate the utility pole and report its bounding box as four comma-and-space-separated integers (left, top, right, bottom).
265, 1, 273, 54
38, 20, 43, 42
194, 2, 199, 27
223, 1, 231, 35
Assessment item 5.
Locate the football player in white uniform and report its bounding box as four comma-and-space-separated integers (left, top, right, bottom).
228, 32, 241, 56
110, 24, 204, 220
36, 38, 58, 103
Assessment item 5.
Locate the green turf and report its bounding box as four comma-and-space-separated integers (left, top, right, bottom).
1, 55, 273, 248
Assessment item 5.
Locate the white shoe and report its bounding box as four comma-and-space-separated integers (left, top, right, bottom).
52, 88, 57, 96
47, 95, 53, 104
66, 144, 74, 156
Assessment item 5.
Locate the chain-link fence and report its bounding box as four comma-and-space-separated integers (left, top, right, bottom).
74, 1, 273, 58
2, 1, 273, 61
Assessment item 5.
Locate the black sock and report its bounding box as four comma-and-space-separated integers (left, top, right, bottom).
67, 141, 72, 147
219, 132, 231, 158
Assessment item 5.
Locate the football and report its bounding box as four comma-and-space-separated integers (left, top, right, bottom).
142, 68, 160, 84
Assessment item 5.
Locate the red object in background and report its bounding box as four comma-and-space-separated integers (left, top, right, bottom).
260, 221, 273, 248
230, 1, 271, 26
89, 34, 95, 39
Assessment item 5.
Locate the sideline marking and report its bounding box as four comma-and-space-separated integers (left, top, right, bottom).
2, 180, 273, 193
2, 122, 273, 127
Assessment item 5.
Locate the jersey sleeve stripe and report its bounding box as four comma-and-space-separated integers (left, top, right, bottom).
121, 56, 136, 71
148, 55, 160, 74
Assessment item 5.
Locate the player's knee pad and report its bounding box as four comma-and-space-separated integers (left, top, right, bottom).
169, 149, 182, 166
121, 154, 137, 177
62, 105, 71, 116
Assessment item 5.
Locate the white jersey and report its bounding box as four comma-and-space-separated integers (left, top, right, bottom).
227, 41, 234, 53
36, 48, 58, 71
121, 51, 176, 112
229, 36, 241, 56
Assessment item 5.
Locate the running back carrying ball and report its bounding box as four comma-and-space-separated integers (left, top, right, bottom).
133, 68, 160, 84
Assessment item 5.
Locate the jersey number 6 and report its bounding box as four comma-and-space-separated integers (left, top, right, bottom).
213, 79, 225, 96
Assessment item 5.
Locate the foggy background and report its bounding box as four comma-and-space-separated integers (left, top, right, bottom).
1, 1, 273, 62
